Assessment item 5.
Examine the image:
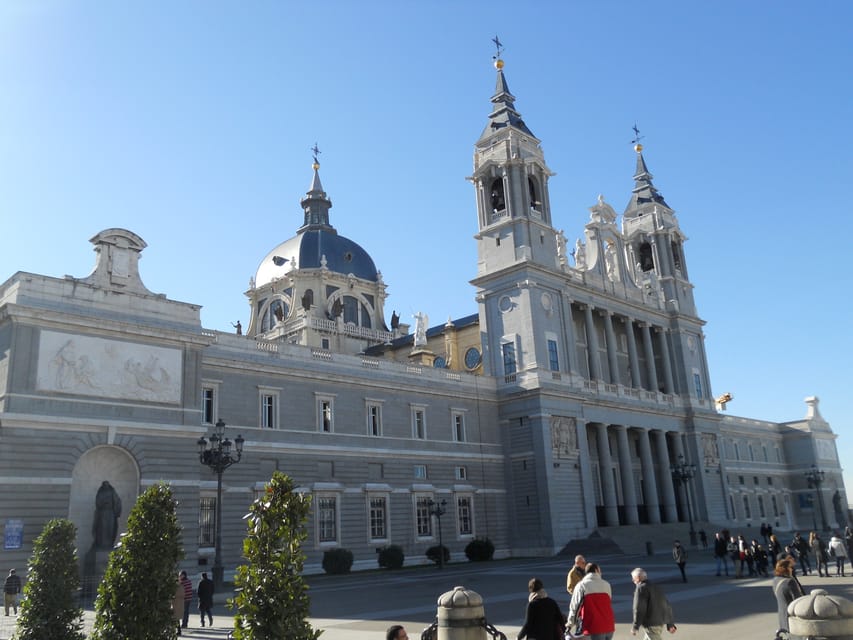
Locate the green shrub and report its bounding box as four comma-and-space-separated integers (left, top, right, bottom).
426, 545, 450, 565
464, 538, 495, 562
229, 471, 321, 640
377, 545, 405, 569
322, 548, 354, 574
13, 519, 84, 640
90, 483, 183, 640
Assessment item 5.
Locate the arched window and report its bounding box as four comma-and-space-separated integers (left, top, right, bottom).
489, 178, 506, 212
639, 242, 654, 271
671, 240, 683, 272
528, 177, 539, 209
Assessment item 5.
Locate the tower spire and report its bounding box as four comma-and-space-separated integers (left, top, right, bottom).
482, 40, 534, 138
300, 143, 334, 231
625, 126, 669, 212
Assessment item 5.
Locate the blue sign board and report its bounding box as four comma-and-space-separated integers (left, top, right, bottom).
4, 519, 23, 550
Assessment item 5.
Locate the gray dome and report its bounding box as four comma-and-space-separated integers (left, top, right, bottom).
255, 229, 378, 288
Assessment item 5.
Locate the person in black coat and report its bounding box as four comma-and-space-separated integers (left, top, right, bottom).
197, 572, 214, 628
517, 577, 566, 640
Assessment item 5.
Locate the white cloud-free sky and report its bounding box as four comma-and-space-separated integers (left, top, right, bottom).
2, 2, 851, 503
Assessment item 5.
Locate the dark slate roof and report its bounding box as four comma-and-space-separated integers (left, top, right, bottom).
363, 313, 479, 355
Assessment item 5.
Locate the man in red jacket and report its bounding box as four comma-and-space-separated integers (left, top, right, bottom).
567, 563, 615, 640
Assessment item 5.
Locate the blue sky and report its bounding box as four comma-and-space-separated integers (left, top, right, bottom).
2, 2, 851, 502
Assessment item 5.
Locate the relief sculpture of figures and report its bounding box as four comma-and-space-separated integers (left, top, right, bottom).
413, 311, 428, 347
93, 480, 122, 549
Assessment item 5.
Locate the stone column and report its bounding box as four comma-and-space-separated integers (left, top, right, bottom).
654, 429, 678, 522
595, 423, 620, 526
623, 317, 642, 389
603, 312, 621, 385
615, 425, 639, 524
656, 327, 675, 394
640, 323, 659, 392
583, 305, 602, 380
564, 300, 579, 374
788, 589, 853, 640
637, 428, 661, 524
435, 585, 487, 640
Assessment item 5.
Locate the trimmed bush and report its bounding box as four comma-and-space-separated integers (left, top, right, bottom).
230, 471, 321, 640
90, 483, 183, 640
464, 538, 495, 562
426, 545, 450, 566
14, 519, 84, 640
377, 545, 405, 569
322, 548, 354, 574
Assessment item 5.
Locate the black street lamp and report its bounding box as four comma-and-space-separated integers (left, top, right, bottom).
427, 498, 448, 569
670, 455, 697, 547
198, 419, 244, 588
805, 464, 828, 532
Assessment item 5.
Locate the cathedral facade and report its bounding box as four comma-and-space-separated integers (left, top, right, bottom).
0, 56, 845, 576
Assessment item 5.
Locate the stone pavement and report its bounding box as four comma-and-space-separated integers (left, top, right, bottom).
2, 553, 852, 640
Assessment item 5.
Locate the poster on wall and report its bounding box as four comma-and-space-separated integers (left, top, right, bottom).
4, 519, 23, 550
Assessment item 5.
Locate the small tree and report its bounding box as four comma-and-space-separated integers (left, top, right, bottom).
13, 519, 84, 640
90, 483, 184, 640
230, 471, 322, 640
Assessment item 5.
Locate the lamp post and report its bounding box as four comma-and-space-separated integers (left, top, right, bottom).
670, 455, 697, 547
427, 498, 447, 569
805, 464, 828, 532
198, 419, 244, 589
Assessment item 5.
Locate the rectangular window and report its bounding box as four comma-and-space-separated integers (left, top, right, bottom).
772, 495, 779, 517
738, 475, 745, 485
742, 495, 751, 519
767, 477, 773, 486
369, 496, 387, 541
758, 496, 766, 518
412, 406, 426, 439
414, 464, 427, 479
317, 396, 335, 433
693, 372, 702, 397
457, 496, 473, 536
502, 342, 517, 375
202, 387, 215, 424
547, 339, 559, 372
452, 412, 466, 443
367, 403, 382, 436
317, 496, 338, 543
416, 496, 432, 537
199, 497, 216, 547
455, 466, 467, 480
261, 394, 276, 429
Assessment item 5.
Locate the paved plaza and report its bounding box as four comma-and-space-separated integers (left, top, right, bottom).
2, 551, 852, 640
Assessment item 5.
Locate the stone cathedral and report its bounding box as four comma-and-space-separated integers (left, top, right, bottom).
0, 52, 846, 577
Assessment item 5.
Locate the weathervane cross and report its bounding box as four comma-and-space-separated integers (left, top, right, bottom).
311, 142, 321, 165
492, 35, 504, 59
631, 124, 644, 146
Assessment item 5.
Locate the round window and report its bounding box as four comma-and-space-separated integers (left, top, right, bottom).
464, 347, 482, 370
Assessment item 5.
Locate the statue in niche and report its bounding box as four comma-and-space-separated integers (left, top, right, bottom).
604, 241, 618, 281
331, 298, 343, 318
301, 290, 313, 311
92, 481, 122, 550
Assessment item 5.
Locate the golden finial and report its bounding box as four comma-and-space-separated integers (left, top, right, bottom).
492, 35, 504, 70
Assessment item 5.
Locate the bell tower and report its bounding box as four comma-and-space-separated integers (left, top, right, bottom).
469, 44, 558, 276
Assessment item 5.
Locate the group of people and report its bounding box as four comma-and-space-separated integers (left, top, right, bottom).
712, 527, 852, 579
171, 570, 215, 635
516, 555, 675, 640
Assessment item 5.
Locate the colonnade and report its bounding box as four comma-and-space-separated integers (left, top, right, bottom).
574, 303, 676, 394
585, 421, 692, 527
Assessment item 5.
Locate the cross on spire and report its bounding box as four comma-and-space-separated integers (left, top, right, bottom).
311, 142, 322, 166
492, 35, 504, 60
631, 123, 644, 147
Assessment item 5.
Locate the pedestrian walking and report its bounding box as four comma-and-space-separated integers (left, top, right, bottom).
567, 563, 615, 640
630, 568, 676, 640
828, 534, 848, 576
698, 530, 707, 549
3, 569, 22, 616
179, 570, 193, 628
791, 533, 811, 576
810, 532, 829, 577
172, 577, 185, 636
672, 540, 687, 582
197, 571, 214, 627
517, 577, 566, 640
713, 532, 729, 576
387, 625, 409, 640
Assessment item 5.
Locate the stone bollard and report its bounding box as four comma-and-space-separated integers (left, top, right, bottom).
436, 586, 488, 640
788, 588, 853, 639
